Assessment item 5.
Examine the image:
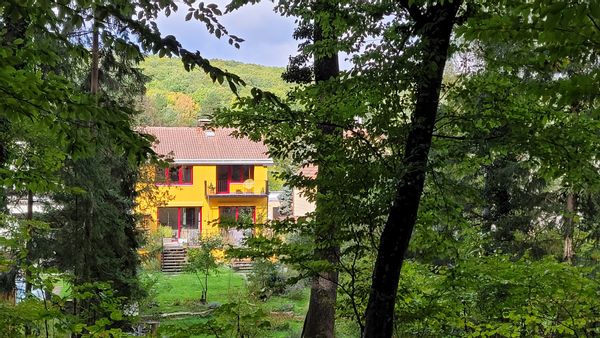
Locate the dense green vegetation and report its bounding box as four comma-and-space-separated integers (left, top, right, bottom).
138, 57, 291, 126
144, 269, 311, 337
1, 0, 599, 337
217, 0, 600, 337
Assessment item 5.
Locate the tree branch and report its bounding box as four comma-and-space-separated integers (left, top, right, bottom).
397, 0, 425, 22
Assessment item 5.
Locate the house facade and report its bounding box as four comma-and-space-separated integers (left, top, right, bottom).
137, 127, 272, 245
292, 165, 317, 218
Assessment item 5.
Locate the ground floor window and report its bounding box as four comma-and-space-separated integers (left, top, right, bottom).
219, 206, 255, 246
157, 207, 201, 242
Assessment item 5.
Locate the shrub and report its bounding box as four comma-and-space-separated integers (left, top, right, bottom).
247, 259, 287, 301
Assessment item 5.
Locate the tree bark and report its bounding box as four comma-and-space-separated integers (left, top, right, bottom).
25, 190, 33, 296
563, 193, 576, 263
90, 15, 100, 95
302, 2, 340, 337
24, 190, 33, 336
362, 2, 462, 337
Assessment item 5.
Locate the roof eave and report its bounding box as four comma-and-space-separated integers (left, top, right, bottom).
172, 159, 274, 166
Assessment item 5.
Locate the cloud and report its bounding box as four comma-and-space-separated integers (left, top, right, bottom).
155, 1, 297, 67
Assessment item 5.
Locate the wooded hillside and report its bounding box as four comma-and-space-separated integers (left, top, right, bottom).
138, 56, 290, 126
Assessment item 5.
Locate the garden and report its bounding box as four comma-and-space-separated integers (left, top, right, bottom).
139, 263, 358, 337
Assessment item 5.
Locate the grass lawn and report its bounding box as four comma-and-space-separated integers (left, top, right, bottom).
142, 268, 314, 337
52, 269, 358, 337
144, 268, 247, 314
143, 268, 360, 337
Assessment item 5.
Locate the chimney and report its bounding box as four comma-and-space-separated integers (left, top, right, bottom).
198, 118, 211, 127
198, 117, 215, 137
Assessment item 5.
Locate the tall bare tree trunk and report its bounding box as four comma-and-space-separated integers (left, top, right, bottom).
90, 17, 100, 95
70, 14, 100, 338
24, 190, 34, 336
25, 190, 33, 295
563, 102, 581, 264
563, 193, 576, 263
362, 2, 462, 337
302, 2, 340, 337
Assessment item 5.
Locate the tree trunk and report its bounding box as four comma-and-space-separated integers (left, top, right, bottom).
90, 15, 100, 95
302, 2, 340, 337
563, 193, 576, 263
24, 190, 33, 336
0, 2, 29, 304
25, 190, 33, 296
362, 3, 462, 337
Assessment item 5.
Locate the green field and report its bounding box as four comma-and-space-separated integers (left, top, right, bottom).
141, 268, 312, 337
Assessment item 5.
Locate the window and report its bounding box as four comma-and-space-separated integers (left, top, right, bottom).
219, 206, 255, 247
169, 166, 180, 182
158, 207, 178, 237
182, 166, 192, 183
182, 207, 197, 230
157, 207, 201, 240
217, 165, 254, 184
219, 206, 255, 224
215, 166, 254, 193
155, 167, 166, 183
155, 165, 193, 185
231, 165, 253, 183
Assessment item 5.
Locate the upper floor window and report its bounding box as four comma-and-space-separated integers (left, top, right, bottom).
217, 165, 253, 183
156, 165, 193, 185
232, 165, 253, 183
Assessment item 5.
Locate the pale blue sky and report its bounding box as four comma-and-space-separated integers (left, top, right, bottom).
156, 2, 298, 67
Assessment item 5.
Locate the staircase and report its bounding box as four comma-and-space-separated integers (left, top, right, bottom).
161, 246, 187, 273
231, 258, 254, 272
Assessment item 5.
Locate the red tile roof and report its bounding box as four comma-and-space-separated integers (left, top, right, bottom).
141, 127, 272, 164
299, 165, 318, 178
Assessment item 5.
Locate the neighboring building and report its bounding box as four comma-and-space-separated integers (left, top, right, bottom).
292, 165, 317, 218
137, 127, 273, 246
267, 191, 282, 220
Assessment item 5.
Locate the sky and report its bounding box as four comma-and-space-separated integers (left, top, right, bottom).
156, 2, 298, 67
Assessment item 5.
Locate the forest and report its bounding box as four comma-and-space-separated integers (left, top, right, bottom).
0, 0, 599, 337
138, 57, 289, 126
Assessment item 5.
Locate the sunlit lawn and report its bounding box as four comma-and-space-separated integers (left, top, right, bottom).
145, 268, 247, 313
143, 267, 316, 337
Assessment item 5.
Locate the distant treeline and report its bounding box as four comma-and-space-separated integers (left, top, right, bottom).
138, 56, 291, 126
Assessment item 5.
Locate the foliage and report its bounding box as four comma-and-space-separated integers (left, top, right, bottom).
159, 298, 271, 338
392, 257, 600, 337
185, 236, 223, 304
0, 215, 133, 337
0, 0, 254, 332
137, 56, 292, 126
247, 259, 288, 301
278, 187, 293, 217
0, 283, 131, 337
47, 141, 144, 303
217, 0, 600, 336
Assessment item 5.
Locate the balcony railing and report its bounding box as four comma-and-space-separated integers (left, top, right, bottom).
205, 180, 268, 196
217, 180, 229, 194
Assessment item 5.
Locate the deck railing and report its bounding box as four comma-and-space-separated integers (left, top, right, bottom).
205, 180, 268, 196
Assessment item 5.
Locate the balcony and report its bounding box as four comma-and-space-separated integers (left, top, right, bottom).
205, 179, 268, 197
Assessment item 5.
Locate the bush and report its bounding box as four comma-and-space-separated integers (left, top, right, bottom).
247, 259, 287, 301
283, 282, 306, 301
140, 226, 172, 272
392, 256, 600, 337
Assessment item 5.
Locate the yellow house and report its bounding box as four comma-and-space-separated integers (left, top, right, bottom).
138, 127, 272, 246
